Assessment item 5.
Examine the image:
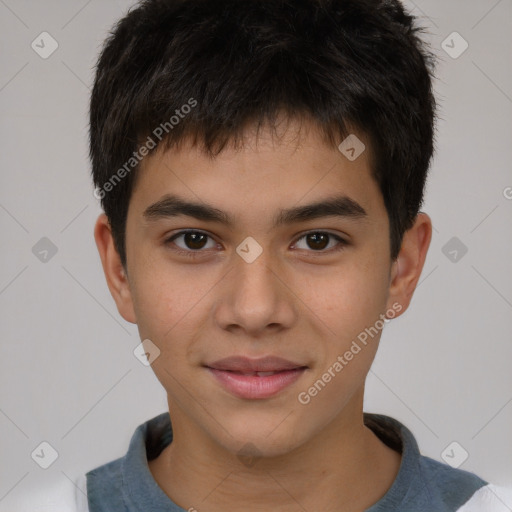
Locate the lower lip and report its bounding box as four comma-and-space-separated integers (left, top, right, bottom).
207, 367, 306, 399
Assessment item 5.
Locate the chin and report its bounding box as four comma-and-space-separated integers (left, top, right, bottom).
213, 416, 309, 461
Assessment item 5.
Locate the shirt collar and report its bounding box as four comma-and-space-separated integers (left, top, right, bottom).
121, 411, 421, 511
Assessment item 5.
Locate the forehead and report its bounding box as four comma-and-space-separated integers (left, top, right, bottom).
129, 117, 384, 224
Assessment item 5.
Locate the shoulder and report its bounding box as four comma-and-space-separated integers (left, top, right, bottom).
457, 484, 512, 512
418, 455, 512, 511
85, 455, 126, 506
419, 454, 486, 490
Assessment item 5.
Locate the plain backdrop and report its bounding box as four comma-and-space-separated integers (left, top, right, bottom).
1, 0, 511, 508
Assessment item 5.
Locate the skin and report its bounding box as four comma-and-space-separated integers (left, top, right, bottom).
95, 115, 432, 512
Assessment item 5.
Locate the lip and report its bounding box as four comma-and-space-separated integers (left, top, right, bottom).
207, 355, 306, 373
205, 356, 308, 399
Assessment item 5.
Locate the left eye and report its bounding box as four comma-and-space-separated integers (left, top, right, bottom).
293, 232, 346, 252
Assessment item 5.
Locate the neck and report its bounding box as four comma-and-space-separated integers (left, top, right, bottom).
149, 392, 401, 512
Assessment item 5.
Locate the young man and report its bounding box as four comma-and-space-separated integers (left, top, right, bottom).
74, 0, 510, 510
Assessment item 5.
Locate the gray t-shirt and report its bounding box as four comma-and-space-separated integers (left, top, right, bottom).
83, 412, 508, 511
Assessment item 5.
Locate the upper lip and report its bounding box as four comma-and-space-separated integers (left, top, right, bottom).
206, 356, 307, 373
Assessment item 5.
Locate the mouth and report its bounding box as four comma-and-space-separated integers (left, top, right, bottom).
205, 356, 308, 399
215, 370, 295, 377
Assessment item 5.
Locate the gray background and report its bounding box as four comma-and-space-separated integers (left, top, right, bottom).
1, 0, 511, 508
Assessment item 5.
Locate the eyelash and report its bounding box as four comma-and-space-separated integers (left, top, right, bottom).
164, 230, 348, 259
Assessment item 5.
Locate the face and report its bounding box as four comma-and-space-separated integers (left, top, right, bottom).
96, 117, 430, 459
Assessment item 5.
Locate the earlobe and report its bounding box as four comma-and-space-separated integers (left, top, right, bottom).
386, 213, 432, 317
94, 214, 137, 324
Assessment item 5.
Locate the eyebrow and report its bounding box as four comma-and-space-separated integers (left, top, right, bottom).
143, 193, 368, 228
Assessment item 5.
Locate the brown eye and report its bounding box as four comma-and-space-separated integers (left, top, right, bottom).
293, 232, 347, 253
306, 233, 329, 250
166, 231, 216, 252
181, 232, 208, 250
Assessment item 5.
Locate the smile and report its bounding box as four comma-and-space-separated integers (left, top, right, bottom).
205, 356, 308, 399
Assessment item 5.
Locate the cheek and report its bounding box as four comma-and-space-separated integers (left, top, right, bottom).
296, 276, 388, 417
295, 348, 374, 435
129, 261, 216, 377
133, 278, 202, 393
130, 253, 204, 333
300, 256, 390, 408
296, 257, 390, 338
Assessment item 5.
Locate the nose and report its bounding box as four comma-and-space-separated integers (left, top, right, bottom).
212, 246, 297, 338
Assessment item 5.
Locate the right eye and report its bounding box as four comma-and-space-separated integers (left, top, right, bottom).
164, 230, 219, 257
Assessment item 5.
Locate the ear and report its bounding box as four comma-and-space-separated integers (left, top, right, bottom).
385, 213, 432, 317
94, 213, 137, 324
